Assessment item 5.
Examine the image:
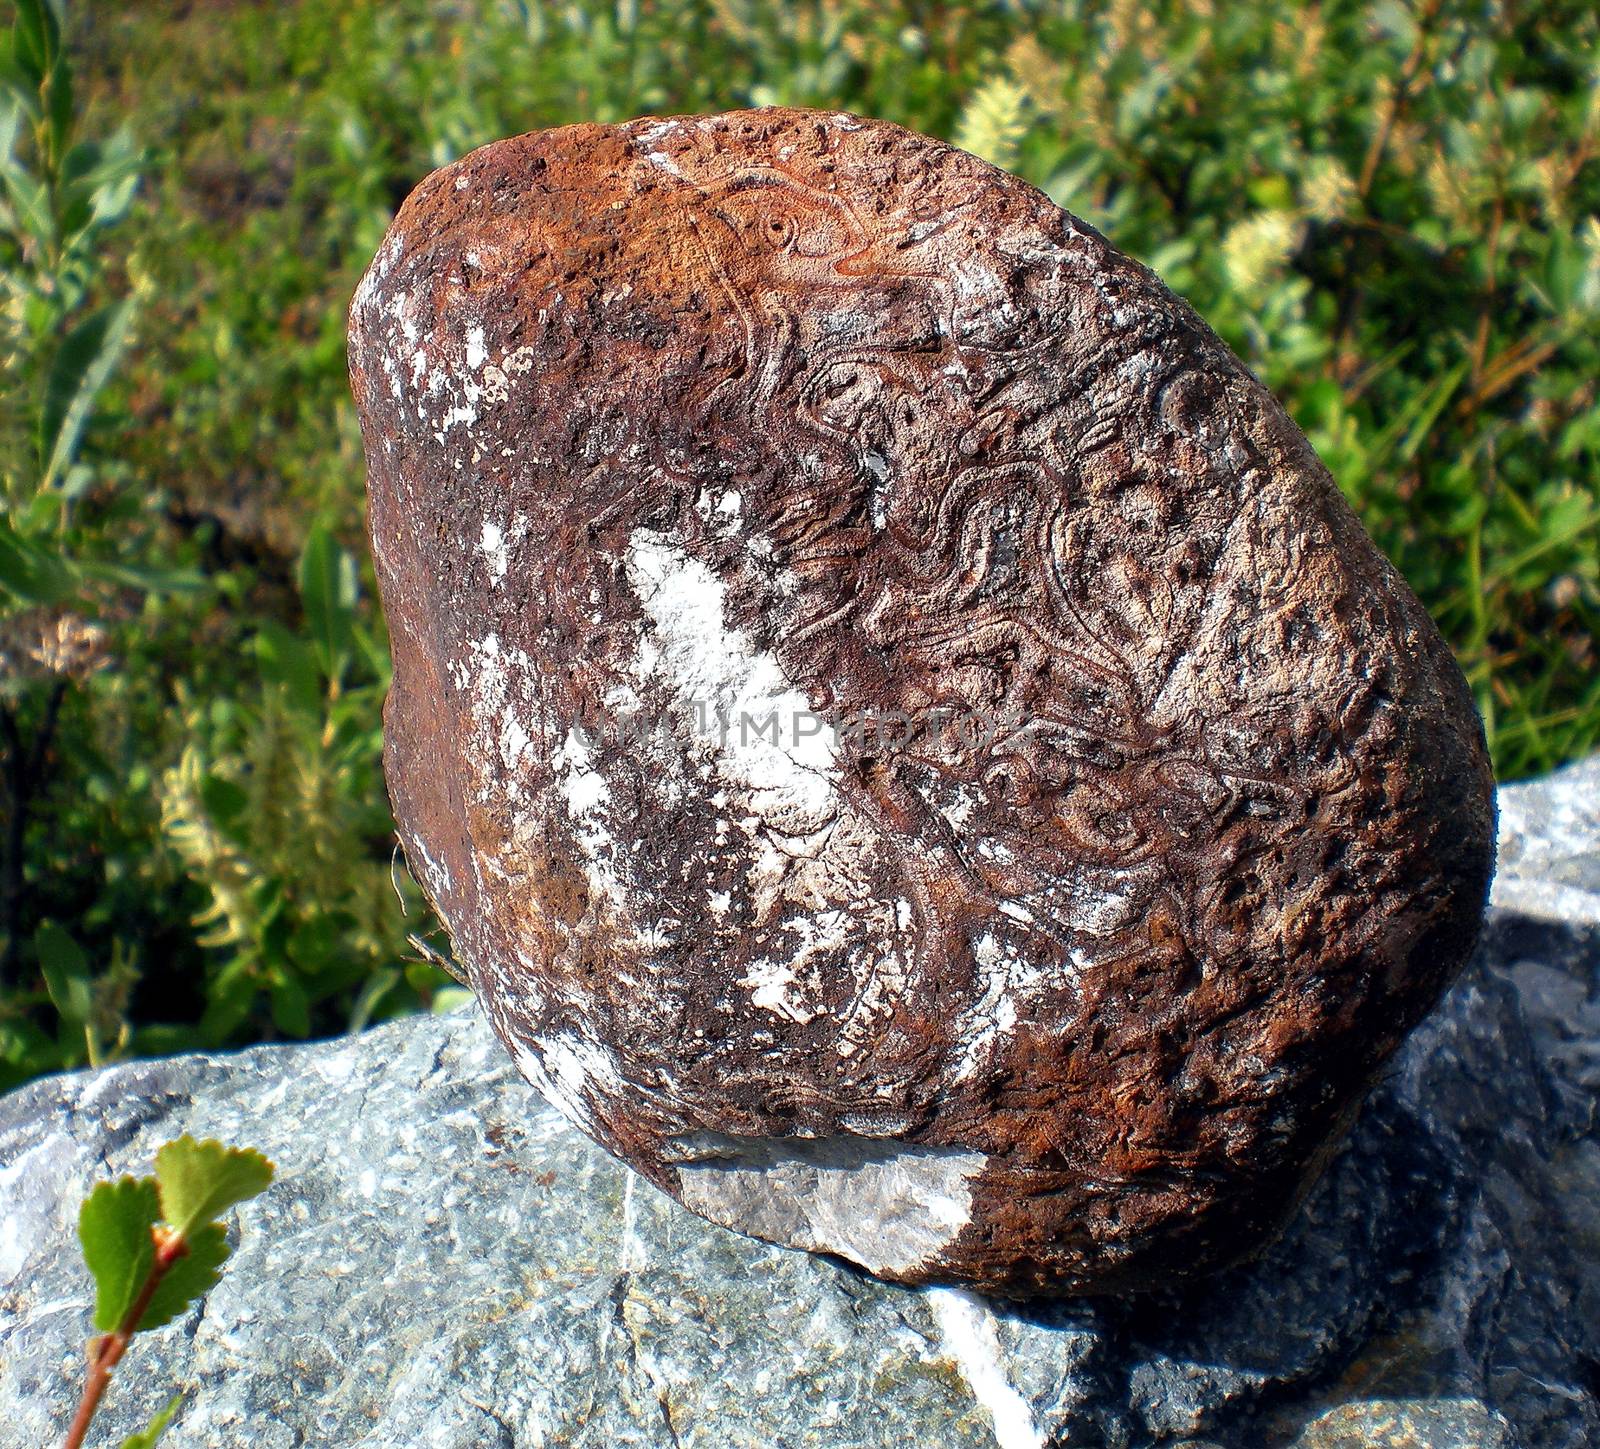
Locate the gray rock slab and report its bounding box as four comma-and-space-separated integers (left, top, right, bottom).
2, 757, 1598, 1448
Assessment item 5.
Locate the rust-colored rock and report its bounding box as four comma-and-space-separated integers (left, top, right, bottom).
348, 108, 1495, 1296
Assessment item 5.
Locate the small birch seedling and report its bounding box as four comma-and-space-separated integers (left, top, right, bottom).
64, 1136, 274, 1449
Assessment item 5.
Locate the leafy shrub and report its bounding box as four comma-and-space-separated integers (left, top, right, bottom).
0, 0, 455, 1090
157, 524, 464, 1047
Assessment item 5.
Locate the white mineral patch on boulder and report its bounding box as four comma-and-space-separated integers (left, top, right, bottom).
625, 528, 838, 833
670, 1132, 988, 1278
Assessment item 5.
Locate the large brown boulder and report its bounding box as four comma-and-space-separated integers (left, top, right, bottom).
348, 107, 1495, 1296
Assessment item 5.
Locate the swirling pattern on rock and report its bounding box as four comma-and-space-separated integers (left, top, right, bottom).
347, 107, 1496, 1296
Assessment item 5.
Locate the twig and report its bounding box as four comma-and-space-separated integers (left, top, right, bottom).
1468, 192, 1505, 398
1358, 0, 1445, 198
1454, 336, 1562, 419
62, 1228, 189, 1449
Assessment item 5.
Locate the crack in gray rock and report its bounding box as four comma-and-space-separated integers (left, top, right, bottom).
609, 1274, 688, 1449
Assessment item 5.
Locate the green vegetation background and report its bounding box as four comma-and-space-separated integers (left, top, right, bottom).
2, 0, 1597, 1087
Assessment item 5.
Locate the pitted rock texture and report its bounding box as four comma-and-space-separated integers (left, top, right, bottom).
347, 107, 1496, 1296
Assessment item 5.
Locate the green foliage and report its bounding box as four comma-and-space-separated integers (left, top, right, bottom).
117, 1395, 180, 1449
35, 918, 91, 1023
1, 0, 1597, 1089
1, 0, 143, 528
75, 1136, 273, 1330
0, 1, 452, 1089
135, 1223, 229, 1333
39, 296, 134, 492
953, 76, 1030, 170
0, 0, 174, 1093
79, 1176, 158, 1333
298, 523, 359, 681
69, 1137, 272, 1449
154, 1133, 275, 1239
154, 523, 453, 1049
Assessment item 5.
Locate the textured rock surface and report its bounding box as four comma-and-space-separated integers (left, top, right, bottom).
1, 761, 1596, 1447
348, 107, 1496, 1294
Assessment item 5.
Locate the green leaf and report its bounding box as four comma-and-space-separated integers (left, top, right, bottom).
197, 957, 258, 1045
39, 297, 136, 491
44, 42, 70, 159
11, 0, 60, 86
346, 965, 398, 1033
255, 620, 323, 715
136, 1221, 230, 1331
286, 914, 338, 972
119, 1394, 183, 1449
197, 773, 248, 834
259, 902, 293, 968
78, 1176, 159, 1333
431, 986, 474, 1014
0, 150, 51, 248
153, 1135, 274, 1239
74, 558, 205, 594
0, 92, 21, 153
35, 920, 92, 1025
0, 56, 42, 121
1395, 360, 1469, 465
0, 1015, 57, 1079
128, 1023, 203, 1058
0, 515, 74, 604
298, 523, 358, 682
60, 128, 142, 240
269, 973, 311, 1038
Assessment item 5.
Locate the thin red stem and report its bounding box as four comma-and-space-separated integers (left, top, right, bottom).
62, 1232, 187, 1449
